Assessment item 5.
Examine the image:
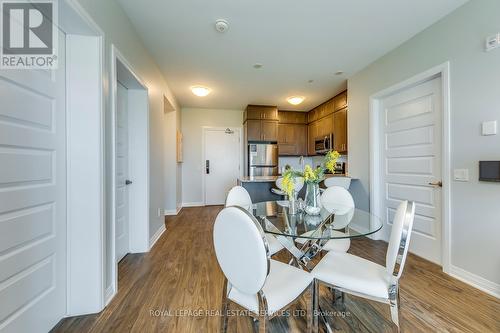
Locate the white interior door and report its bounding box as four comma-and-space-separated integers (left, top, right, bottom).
204, 129, 241, 205
0, 32, 66, 332
380, 77, 442, 264
116, 82, 129, 262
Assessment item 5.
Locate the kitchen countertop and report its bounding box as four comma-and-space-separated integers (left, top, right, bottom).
238, 174, 354, 183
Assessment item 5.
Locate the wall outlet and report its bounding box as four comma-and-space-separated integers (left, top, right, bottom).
157, 208, 163, 217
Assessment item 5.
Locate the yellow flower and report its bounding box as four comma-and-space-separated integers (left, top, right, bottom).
325, 150, 340, 173
282, 171, 295, 197
303, 165, 317, 182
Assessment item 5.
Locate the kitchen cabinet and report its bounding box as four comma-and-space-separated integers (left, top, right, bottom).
334, 108, 348, 153
278, 111, 307, 124
316, 114, 334, 138
278, 123, 307, 156
308, 121, 319, 155
245, 119, 278, 142
308, 108, 318, 123
244, 105, 278, 121
334, 91, 348, 111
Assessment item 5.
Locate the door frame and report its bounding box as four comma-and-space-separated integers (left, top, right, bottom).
201, 127, 243, 205
110, 45, 150, 300
369, 62, 451, 273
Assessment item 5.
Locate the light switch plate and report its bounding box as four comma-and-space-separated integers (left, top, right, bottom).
454, 169, 469, 182
482, 120, 497, 136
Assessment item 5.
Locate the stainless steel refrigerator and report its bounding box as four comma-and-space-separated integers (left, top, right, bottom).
248, 143, 278, 177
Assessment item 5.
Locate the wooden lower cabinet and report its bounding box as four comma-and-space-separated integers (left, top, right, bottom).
334, 108, 347, 153
278, 123, 306, 156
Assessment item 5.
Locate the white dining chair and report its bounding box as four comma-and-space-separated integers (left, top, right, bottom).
225, 186, 284, 256
296, 186, 354, 253
214, 206, 314, 333
324, 177, 351, 189
311, 200, 415, 331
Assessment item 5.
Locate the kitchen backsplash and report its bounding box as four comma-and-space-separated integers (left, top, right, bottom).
278, 155, 348, 174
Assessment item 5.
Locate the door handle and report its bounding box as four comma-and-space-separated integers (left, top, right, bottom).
428, 181, 442, 187
206, 160, 210, 174
125, 179, 133, 185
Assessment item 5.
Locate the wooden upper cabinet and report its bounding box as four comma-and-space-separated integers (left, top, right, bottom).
246, 120, 262, 141
278, 124, 307, 156
334, 91, 348, 111
308, 121, 319, 155
245, 105, 278, 121
278, 111, 307, 124
334, 108, 347, 153
261, 120, 278, 141
308, 108, 318, 123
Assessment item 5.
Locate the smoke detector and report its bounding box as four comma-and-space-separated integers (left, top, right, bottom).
215, 19, 229, 33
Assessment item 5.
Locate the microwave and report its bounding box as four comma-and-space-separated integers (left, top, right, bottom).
315, 134, 333, 154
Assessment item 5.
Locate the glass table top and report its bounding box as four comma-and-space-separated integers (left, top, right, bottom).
251, 201, 383, 240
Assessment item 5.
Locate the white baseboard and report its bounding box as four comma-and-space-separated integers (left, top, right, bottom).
449, 265, 500, 299
149, 224, 166, 249
105, 285, 115, 306
182, 202, 204, 207
164, 206, 182, 216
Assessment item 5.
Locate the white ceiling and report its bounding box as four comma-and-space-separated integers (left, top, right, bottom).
117, 0, 467, 111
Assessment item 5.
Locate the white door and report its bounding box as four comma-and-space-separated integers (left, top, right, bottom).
0, 32, 66, 332
380, 77, 442, 264
204, 128, 241, 205
116, 82, 130, 262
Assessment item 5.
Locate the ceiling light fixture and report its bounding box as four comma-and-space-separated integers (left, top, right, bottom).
191, 86, 211, 97
253, 63, 263, 69
287, 96, 305, 105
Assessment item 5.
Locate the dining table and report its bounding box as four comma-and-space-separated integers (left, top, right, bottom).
251, 200, 383, 269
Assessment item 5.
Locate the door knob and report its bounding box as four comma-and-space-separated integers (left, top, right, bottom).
125, 179, 133, 185
428, 181, 442, 187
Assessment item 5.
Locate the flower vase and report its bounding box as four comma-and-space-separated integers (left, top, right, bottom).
304, 182, 321, 215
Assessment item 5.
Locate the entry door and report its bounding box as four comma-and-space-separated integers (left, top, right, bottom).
380, 77, 442, 264
204, 129, 241, 205
0, 32, 66, 332
116, 82, 130, 262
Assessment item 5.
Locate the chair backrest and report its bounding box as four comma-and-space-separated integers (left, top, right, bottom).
385, 200, 415, 279
324, 177, 351, 189
276, 177, 304, 193
320, 186, 355, 229
213, 206, 269, 294
225, 186, 252, 209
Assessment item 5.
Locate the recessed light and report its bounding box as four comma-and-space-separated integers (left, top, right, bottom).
253, 63, 263, 69
215, 19, 229, 33
308, 79, 314, 83
287, 96, 305, 105
191, 86, 211, 97
334, 71, 344, 76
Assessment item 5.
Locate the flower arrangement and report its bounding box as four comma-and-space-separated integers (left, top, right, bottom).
281, 150, 340, 197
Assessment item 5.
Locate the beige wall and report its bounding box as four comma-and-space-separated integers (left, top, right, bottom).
348, 0, 500, 292
75, 0, 180, 292
181, 108, 244, 205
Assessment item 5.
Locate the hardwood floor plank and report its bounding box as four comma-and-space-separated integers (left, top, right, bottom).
52, 206, 500, 333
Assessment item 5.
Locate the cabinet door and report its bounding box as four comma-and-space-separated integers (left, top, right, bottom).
261, 107, 278, 120
308, 121, 318, 155
296, 124, 307, 156
277, 123, 288, 144
308, 108, 318, 123
245, 106, 262, 120
334, 91, 348, 111
246, 120, 262, 141
261, 121, 278, 141
334, 109, 347, 152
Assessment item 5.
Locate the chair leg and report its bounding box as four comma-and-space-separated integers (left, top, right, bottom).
313, 281, 319, 333
306, 283, 313, 333
220, 280, 229, 333
389, 285, 400, 332
258, 315, 269, 333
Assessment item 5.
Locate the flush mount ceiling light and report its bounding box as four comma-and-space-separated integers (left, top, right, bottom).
287, 96, 305, 105
191, 86, 211, 97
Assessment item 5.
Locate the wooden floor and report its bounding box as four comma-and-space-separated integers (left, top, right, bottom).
53, 206, 500, 333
